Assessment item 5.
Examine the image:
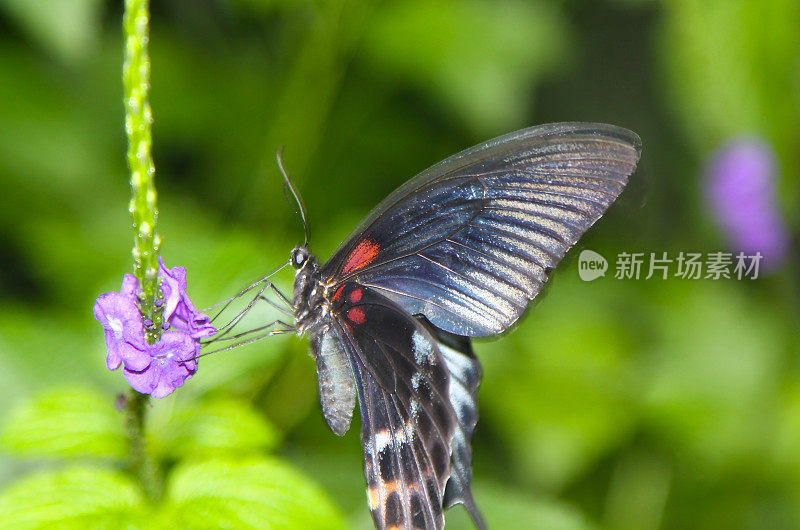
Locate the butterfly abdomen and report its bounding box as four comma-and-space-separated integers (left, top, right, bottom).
310, 326, 356, 436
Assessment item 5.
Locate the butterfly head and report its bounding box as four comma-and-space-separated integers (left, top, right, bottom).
290, 246, 311, 270
291, 246, 323, 334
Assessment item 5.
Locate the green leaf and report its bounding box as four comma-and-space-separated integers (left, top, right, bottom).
0, 387, 126, 459
162, 457, 345, 529
0, 466, 144, 529
147, 397, 281, 459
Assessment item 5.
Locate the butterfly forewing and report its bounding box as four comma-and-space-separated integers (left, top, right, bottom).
321, 122, 641, 336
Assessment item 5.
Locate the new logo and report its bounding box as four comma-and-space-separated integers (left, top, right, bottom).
578, 249, 608, 281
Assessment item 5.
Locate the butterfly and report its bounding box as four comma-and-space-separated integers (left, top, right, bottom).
288, 122, 641, 529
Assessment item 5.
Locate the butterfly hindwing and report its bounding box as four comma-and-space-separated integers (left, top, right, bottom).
353, 355, 446, 530
329, 282, 457, 529
418, 318, 485, 530
321, 123, 641, 336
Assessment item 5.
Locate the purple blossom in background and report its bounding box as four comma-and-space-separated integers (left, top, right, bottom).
93, 257, 215, 398
706, 137, 790, 272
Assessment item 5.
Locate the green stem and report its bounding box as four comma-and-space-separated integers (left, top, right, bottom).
124, 392, 162, 500
124, 0, 162, 343
123, 0, 161, 501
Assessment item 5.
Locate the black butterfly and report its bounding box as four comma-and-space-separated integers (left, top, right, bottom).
288, 122, 641, 529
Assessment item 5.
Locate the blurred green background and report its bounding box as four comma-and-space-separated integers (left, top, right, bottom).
0, 0, 798, 528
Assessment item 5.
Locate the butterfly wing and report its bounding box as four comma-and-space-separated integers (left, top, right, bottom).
418, 317, 485, 529
329, 282, 457, 529
320, 122, 641, 336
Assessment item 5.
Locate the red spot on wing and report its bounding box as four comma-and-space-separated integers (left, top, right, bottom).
332, 284, 345, 302
347, 307, 366, 324
342, 239, 381, 275
349, 288, 363, 303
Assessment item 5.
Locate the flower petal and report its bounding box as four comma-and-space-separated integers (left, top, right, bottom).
171, 305, 216, 339
127, 331, 199, 399
104, 332, 122, 370
158, 256, 187, 322
123, 365, 158, 395
120, 274, 140, 298
190, 315, 217, 339
119, 341, 151, 372
158, 255, 216, 339
94, 292, 147, 351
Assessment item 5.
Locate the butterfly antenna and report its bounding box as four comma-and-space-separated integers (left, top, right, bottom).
276, 147, 310, 247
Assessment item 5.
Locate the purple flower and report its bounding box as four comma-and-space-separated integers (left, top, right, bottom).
158, 256, 216, 339
122, 330, 198, 399
706, 137, 790, 272
93, 279, 149, 372
94, 256, 215, 398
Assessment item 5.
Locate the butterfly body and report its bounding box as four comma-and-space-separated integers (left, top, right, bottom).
292, 249, 356, 436
289, 123, 642, 529
291, 249, 325, 333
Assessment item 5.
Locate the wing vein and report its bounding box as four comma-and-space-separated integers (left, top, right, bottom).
380, 384, 414, 529
388, 391, 442, 529
416, 251, 525, 307
443, 237, 537, 282
361, 276, 507, 327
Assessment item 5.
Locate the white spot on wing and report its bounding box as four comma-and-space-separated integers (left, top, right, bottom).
410, 399, 420, 420
412, 330, 434, 364
373, 428, 406, 451
374, 429, 392, 451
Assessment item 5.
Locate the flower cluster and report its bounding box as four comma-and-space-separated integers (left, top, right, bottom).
93, 257, 215, 398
